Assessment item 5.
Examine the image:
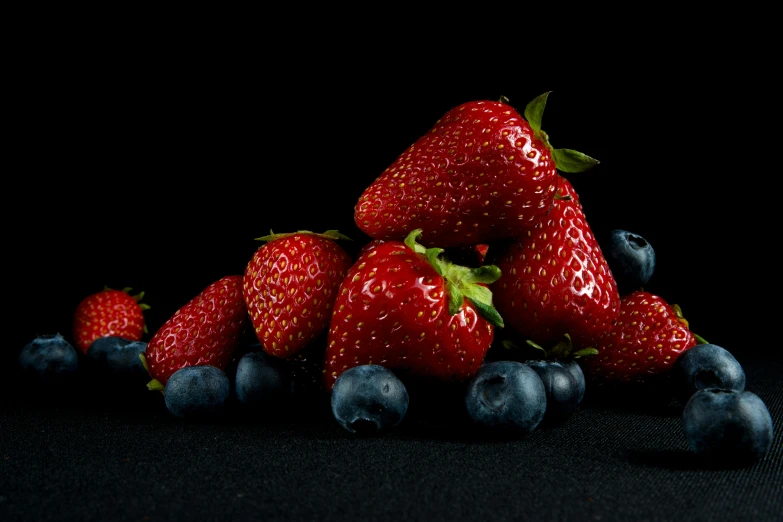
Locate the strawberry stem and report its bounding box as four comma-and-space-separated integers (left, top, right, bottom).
693, 332, 709, 344
518, 91, 599, 174
523, 91, 550, 133
139, 353, 165, 394
404, 229, 504, 328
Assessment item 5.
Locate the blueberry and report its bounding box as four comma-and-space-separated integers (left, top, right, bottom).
464, 361, 546, 435
606, 229, 656, 295
18, 333, 79, 383
682, 389, 774, 467
331, 365, 409, 435
559, 359, 586, 405
86, 336, 148, 379
164, 365, 230, 420
234, 351, 294, 413
672, 344, 746, 405
525, 360, 580, 423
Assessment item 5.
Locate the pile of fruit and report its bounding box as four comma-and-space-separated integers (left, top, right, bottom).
18, 93, 774, 468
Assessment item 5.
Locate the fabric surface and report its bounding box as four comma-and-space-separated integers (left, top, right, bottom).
1, 355, 780, 522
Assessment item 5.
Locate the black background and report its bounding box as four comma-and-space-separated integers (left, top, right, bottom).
8, 45, 777, 381
4, 20, 782, 522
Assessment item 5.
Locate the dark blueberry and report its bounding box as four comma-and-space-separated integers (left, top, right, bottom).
234, 351, 294, 414
525, 360, 580, 423
86, 336, 148, 379
18, 333, 79, 383
331, 365, 409, 435
464, 360, 546, 435
606, 229, 656, 295
164, 365, 230, 420
559, 359, 586, 405
672, 344, 746, 405
682, 389, 774, 467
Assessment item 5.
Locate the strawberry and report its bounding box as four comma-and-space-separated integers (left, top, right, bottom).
323, 229, 504, 391
143, 275, 248, 388
492, 175, 621, 350
582, 290, 699, 385
354, 92, 598, 248
72, 287, 150, 354
242, 230, 353, 358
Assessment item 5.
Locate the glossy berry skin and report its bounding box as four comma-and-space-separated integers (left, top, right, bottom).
145, 275, 248, 386
164, 365, 230, 420
323, 231, 501, 390
464, 361, 547, 435
682, 389, 774, 467
525, 360, 580, 423
583, 291, 697, 385
672, 344, 745, 405
331, 365, 409, 435
605, 229, 656, 296
560, 359, 586, 405
87, 336, 148, 379
73, 288, 147, 354
234, 351, 294, 412
18, 333, 79, 382
243, 231, 352, 358
354, 94, 598, 248
493, 176, 621, 350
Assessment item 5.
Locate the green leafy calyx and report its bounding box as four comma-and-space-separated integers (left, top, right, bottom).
504, 334, 598, 361
514, 91, 600, 174
404, 229, 504, 328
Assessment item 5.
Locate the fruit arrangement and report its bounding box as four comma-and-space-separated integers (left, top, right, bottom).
17, 92, 774, 468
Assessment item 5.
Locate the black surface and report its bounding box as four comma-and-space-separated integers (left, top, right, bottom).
7, 26, 781, 522
1, 355, 781, 522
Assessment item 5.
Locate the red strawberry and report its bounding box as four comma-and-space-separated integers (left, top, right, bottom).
492, 175, 620, 350
143, 275, 248, 388
72, 287, 150, 354
354, 92, 598, 248
242, 230, 353, 358
582, 290, 698, 385
323, 229, 504, 390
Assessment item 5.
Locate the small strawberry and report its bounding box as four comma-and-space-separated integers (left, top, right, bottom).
242, 230, 353, 359
143, 275, 248, 389
492, 175, 621, 350
354, 92, 598, 248
582, 290, 699, 386
323, 229, 504, 391
72, 287, 150, 354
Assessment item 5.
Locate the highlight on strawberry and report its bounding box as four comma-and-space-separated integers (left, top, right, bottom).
242, 229, 353, 359
354, 92, 599, 249
323, 228, 504, 391
492, 175, 621, 352
142, 275, 249, 391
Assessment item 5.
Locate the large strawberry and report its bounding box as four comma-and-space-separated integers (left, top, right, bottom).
354, 92, 598, 248
242, 230, 353, 358
143, 275, 248, 389
323, 229, 504, 390
72, 287, 150, 354
582, 290, 699, 386
492, 175, 620, 350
